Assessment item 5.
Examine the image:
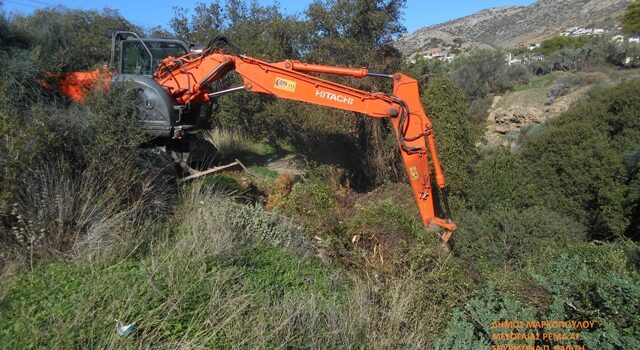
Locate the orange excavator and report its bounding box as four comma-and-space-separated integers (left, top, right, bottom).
56, 31, 457, 242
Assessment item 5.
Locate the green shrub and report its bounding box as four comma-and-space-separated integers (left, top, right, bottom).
180, 182, 306, 255
448, 49, 528, 99
7, 161, 170, 262
343, 193, 424, 271
228, 202, 305, 250
501, 63, 531, 88
468, 96, 493, 123
436, 241, 640, 350
532, 242, 640, 349
1, 14, 149, 266
454, 205, 585, 269
624, 146, 640, 239
0, 58, 171, 264
622, 1, 640, 35
522, 80, 640, 239
434, 309, 490, 350
348, 199, 423, 239
467, 149, 539, 211
424, 77, 473, 196
434, 287, 538, 350
281, 174, 340, 236
535, 36, 590, 56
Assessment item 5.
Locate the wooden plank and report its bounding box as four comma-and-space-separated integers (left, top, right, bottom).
178, 161, 241, 183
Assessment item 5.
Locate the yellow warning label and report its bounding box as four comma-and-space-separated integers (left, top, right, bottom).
409, 166, 419, 180
274, 77, 296, 92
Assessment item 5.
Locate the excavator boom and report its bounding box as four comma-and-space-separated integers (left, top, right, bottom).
152, 48, 456, 241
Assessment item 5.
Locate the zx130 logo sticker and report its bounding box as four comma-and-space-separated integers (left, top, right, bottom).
274, 77, 296, 92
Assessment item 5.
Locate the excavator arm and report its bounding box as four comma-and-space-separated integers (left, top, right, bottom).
152, 49, 457, 242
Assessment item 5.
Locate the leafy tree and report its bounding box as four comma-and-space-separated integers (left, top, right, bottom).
449, 49, 508, 99
171, 0, 308, 60
622, 0, 640, 35
0, 12, 28, 51
145, 26, 175, 39
169, 5, 192, 41
405, 57, 451, 81
305, 0, 406, 69
589, 34, 640, 67
532, 35, 640, 72
549, 47, 587, 71
500, 63, 531, 89
10, 7, 137, 72
304, 0, 409, 187
172, 2, 224, 44
535, 35, 589, 56
224, 0, 310, 60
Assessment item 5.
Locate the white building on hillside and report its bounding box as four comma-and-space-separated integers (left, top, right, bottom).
505, 52, 523, 65
563, 27, 606, 37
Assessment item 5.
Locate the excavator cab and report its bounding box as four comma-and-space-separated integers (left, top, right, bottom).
106, 30, 193, 75
103, 31, 214, 141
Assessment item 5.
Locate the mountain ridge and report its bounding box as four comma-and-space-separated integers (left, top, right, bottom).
396, 0, 630, 58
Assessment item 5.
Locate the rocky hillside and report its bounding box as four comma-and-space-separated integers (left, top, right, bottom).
396, 0, 630, 58
482, 68, 640, 149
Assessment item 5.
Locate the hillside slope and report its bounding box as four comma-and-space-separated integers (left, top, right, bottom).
482, 68, 640, 148
396, 0, 629, 57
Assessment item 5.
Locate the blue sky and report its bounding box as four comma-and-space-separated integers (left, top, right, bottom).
2, 0, 536, 32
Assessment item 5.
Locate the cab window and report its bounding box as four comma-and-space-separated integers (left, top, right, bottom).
121, 41, 188, 75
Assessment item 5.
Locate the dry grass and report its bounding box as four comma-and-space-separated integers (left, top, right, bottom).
205, 128, 254, 160
3, 159, 172, 267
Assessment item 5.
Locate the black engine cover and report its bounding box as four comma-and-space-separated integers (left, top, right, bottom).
111, 74, 176, 138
